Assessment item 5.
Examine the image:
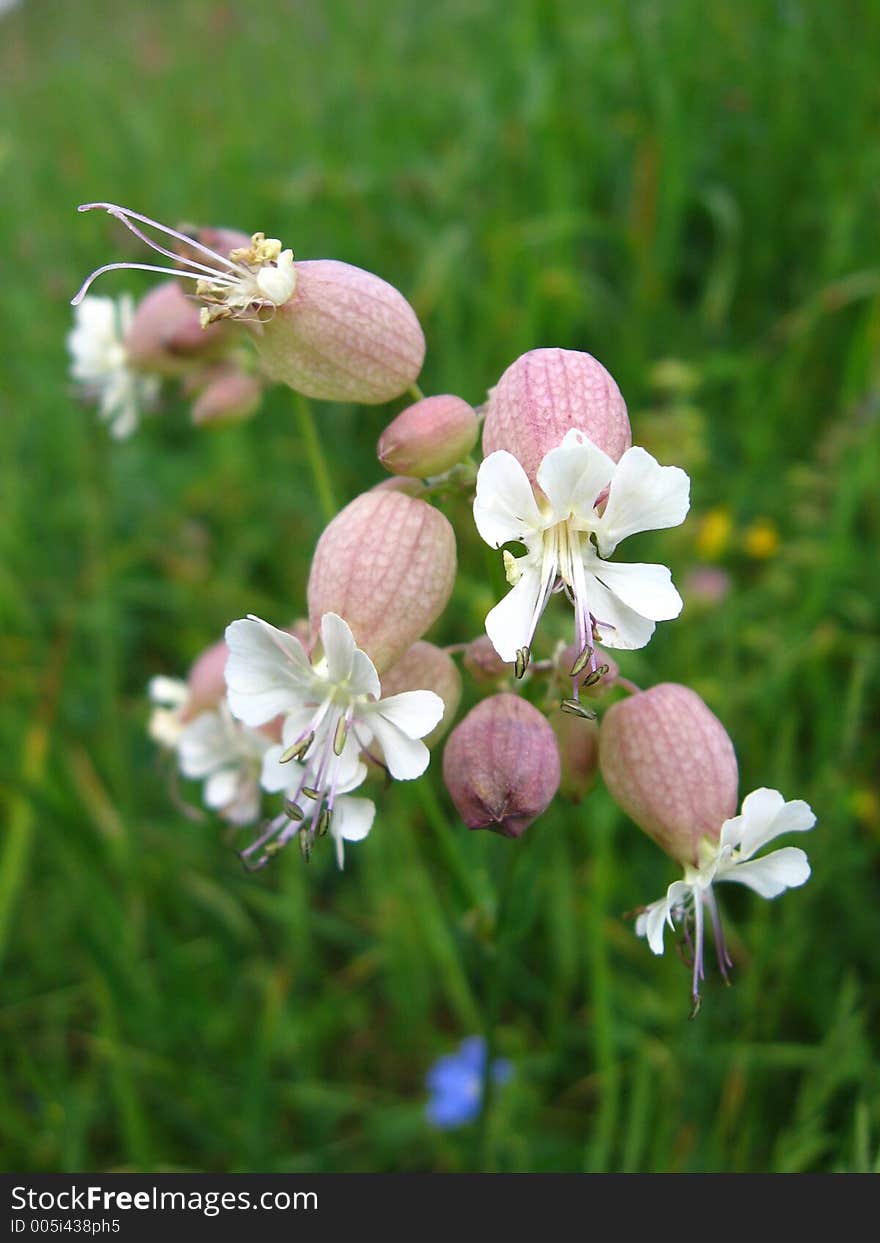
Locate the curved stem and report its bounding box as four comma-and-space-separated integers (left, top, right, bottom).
293, 391, 337, 522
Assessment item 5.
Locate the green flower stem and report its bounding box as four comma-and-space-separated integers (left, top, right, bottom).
476, 843, 522, 1170
293, 391, 337, 522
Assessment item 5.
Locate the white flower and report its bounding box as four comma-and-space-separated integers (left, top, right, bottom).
175, 704, 271, 826
224, 611, 444, 865
71, 203, 296, 327
148, 678, 269, 825
636, 788, 815, 1014
67, 294, 159, 438
474, 429, 690, 697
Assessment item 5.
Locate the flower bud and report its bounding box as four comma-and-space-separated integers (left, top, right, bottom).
378, 641, 462, 746
378, 394, 478, 477
483, 348, 632, 486
253, 259, 425, 404
599, 683, 738, 865
462, 635, 511, 684
125, 281, 229, 375
442, 694, 560, 838
551, 710, 599, 802
307, 490, 456, 673
191, 368, 262, 426
184, 639, 228, 718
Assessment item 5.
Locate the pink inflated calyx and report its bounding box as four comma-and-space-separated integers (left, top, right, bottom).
551, 710, 599, 803
191, 368, 262, 425
483, 348, 632, 487
125, 282, 229, 375
442, 694, 560, 838
307, 490, 456, 674
378, 394, 478, 477
598, 683, 739, 865
255, 259, 426, 405
184, 640, 229, 718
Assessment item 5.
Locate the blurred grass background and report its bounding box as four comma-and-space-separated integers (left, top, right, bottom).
1, 0, 879, 1172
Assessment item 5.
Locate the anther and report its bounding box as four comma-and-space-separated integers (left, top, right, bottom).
333, 715, 348, 757
318, 809, 331, 837
299, 833, 312, 863
279, 732, 314, 763
569, 645, 593, 677
301, 786, 321, 801
514, 646, 531, 679
582, 663, 610, 688
283, 801, 305, 821
560, 698, 597, 720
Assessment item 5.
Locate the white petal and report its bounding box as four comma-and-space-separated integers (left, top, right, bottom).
348, 648, 381, 699
178, 712, 237, 778
720, 788, 816, 860
336, 796, 375, 843
473, 451, 544, 548
365, 714, 431, 780
594, 447, 691, 557
319, 612, 356, 684
484, 564, 545, 662
589, 557, 683, 622
720, 847, 811, 898
204, 768, 240, 810
260, 745, 303, 794
535, 431, 615, 520
583, 574, 657, 650
372, 690, 445, 740
148, 676, 189, 708
224, 616, 311, 726
636, 898, 672, 955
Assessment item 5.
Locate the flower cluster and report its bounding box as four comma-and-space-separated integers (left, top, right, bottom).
73, 203, 816, 1014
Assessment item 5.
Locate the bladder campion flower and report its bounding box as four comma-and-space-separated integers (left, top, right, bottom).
224, 612, 443, 865
474, 428, 690, 701
72, 202, 426, 404
600, 684, 814, 1014
635, 789, 814, 1016
67, 295, 160, 438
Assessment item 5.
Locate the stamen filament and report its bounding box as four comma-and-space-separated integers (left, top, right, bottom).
71, 261, 236, 306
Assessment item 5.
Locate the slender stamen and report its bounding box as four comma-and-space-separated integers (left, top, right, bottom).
78, 203, 244, 273
71, 261, 236, 306
83, 207, 242, 284
706, 887, 734, 981
690, 891, 705, 1018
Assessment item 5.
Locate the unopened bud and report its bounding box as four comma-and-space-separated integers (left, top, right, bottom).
125, 281, 229, 375
442, 694, 560, 838
307, 490, 456, 672
483, 348, 632, 486
191, 368, 262, 426
378, 394, 478, 477
378, 641, 462, 747
551, 710, 599, 802
462, 635, 511, 684
184, 639, 228, 717
254, 259, 425, 405
599, 683, 739, 865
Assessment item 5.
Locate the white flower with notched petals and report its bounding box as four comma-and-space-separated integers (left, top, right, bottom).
67, 294, 159, 438
175, 703, 270, 826
474, 429, 689, 699
636, 788, 815, 1014
224, 611, 443, 864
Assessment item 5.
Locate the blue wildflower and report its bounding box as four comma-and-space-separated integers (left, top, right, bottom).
425, 1036, 513, 1129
